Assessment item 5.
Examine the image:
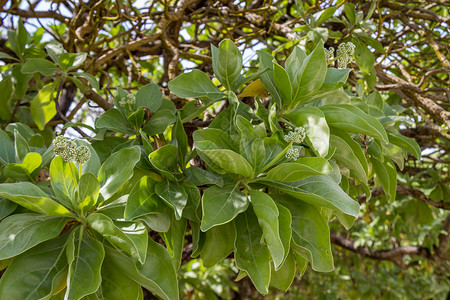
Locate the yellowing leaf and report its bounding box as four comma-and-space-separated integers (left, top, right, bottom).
239, 79, 269, 98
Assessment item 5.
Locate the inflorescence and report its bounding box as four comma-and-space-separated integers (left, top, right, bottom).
284, 126, 306, 144
53, 136, 90, 164
286, 147, 300, 162
336, 42, 356, 69
119, 94, 136, 107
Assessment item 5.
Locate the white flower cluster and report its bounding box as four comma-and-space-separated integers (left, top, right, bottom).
284, 126, 306, 144
53, 136, 90, 164
119, 94, 136, 107
325, 47, 334, 60
286, 147, 300, 162
336, 42, 356, 69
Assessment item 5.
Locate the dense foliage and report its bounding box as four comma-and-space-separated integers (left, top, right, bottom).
0, 0, 449, 299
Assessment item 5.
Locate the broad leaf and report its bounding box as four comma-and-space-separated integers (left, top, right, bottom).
0, 182, 71, 216
249, 191, 285, 270
387, 132, 421, 160
269, 250, 296, 291
201, 182, 249, 231
199, 221, 235, 267
77, 172, 100, 212
266, 157, 332, 182
3, 152, 42, 181
95, 108, 135, 134
234, 208, 271, 294
0, 130, 15, 165
155, 180, 188, 220
98, 146, 141, 200
197, 149, 254, 178
135, 83, 162, 112
161, 215, 186, 270
50, 155, 78, 209
168, 69, 224, 101
0, 213, 70, 259
125, 176, 167, 220
211, 39, 242, 90
66, 228, 105, 300
30, 80, 58, 131
370, 156, 397, 202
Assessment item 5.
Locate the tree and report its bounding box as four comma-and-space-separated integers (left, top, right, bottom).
0, 0, 448, 299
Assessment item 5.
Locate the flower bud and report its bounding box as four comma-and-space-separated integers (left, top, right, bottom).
75, 145, 90, 164
284, 126, 306, 144
286, 147, 300, 162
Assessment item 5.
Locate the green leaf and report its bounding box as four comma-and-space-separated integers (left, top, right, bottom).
3, 152, 42, 181
21, 58, 59, 76
312, 6, 337, 26
185, 166, 224, 187
249, 190, 285, 270
257, 50, 282, 108
135, 83, 162, 112
98, 146, 141, 200
344, 3, 356, 25
286, 47, 307, 89
0, 213, 70, 260
125, 176, 167, 220
269, 250, 296, 291
276, 203, 292, 264
148, 144, 179, 181
199, 221, 235, 267
98, 256, 144, 300
211, 39, 242, 90
0, 197, 17, 220
201, 182, 249, 231
161, 215, 186, 270
14, 129, 29, 163
197, 149, 254, 178
266, 157, 332, 182
193, 128, 236, 151
285, 106, 330, 157
0, 182, 71, 216
319, 68, 352, 92
273, 62, 292, 107
388, 132, 421, 160
50, 155, 78, 209
95, 108, 135, 134
0, 77, 13, 121
181, 181, 201, 221
292, 41, 327, 103
371, 156, 397, 202
261, 175, 359, 229
30, 80, 58, 131
0, 130, 15, 165
66, 228, 105, 300
320, 104, 388, 142
142, 109, 176, 136
330, 129, 368, 183
46, 42, 66, 64
87, 213, 147, 264
168, 69, 224, 101
276, 194, 334, 272
139, 212, 171, 233
234, 208, 271, 294
106, 239, 179, 300
173, 114, 188, 167
155, 180, 188, 220
0, 233, 69, 300
77, 173, 100, 212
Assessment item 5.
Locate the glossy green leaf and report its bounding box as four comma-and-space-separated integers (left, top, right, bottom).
0, 182, 71, 216
273, 62, 292, 107
234, 208, 271, 294
319, 68, 352, 92
199, 221, 235, 267
198, 148, 254, 178
50, 155, 78, 209
3, 152, 42, 181
125, 176, 167, 220
71, 72, 99, 90
258, 50, 282, 107
168, 69, 224, 101
161, 215, 186, 270
185, 166, 224, 188
321, 104, 388, 142
0, 130, 15, 165
95, 108, 135, 134
201, 182, 249, 231
106, 239, 178, 300
276, 203, 292, 264
285, 106, 330, 157
0, 197, 17, 220
87, 213, 147, 264
98, 146, 141, 200
142, 109, 176, 136
266, 157, 332, 182
0, 213, 70, 259
330, 129, 368, 183
261, 175, 359, 228
181, 181, 201, 221
249, 190, 285, 270
98, 256, 144, 300
193, 128, 236, 151
0, 76, 13, 121
148, 144, 179, 181
292, 41, 327, 103
269, 250, 296, 291
0, 234, 69, 300
275, 194, 334, 272
135, 83, 162, 112
66, 228, 105, 300
77, 173, 100, 212
371, 156, 397, 202
211, 39, 242, 90
388, 132, 421, 160
30, 80, 58, 131
21, 58, 58, 76
14, 129, 29, 163
155, 180, 188, 220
